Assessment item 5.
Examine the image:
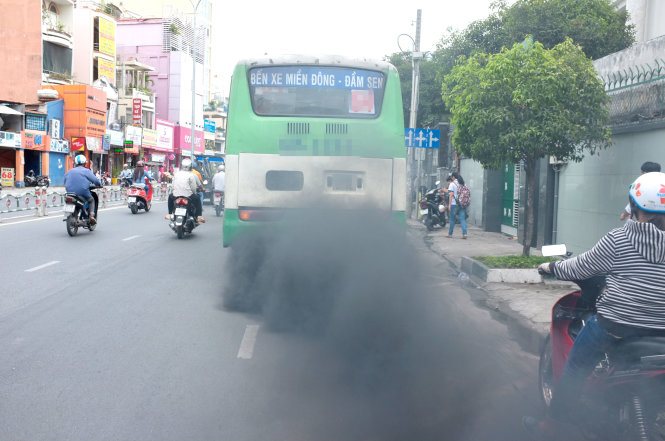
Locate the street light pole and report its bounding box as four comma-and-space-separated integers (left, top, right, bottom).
190, 0, 202, 160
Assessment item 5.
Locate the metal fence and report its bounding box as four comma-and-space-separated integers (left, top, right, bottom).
0, 184, 172, 220
602, 59, 665, 133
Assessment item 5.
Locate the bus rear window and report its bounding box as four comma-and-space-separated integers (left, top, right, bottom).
248, 66, 385, 118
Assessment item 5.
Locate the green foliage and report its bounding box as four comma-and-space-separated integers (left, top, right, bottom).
501, 0, 635, 60
473, 255, 556, 268
442, 39, 611, 169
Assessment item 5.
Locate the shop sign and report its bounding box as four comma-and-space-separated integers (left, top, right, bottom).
142, 128, 157, 148
1, 168, 14, 187
102, 134, 111, 151
175, 126, 204, 155
204, 119, 216, 133
108, 129, 123, 146
86, 136, 102, 153
98, 58, 115, 85
21, 130, 48, 150
50, 139, 70, 153
98, 18, 115, 57
85, 87, 107, 112
72, 137, 86, 151
132, 98, 142, 125
155, 119, 174, 152
124, 140, 138, 154
151, 153, 166, 163
85, 108, 107, 137
125, 125, 142, 146
113, 147, 124, 155
0, 131, 21, 148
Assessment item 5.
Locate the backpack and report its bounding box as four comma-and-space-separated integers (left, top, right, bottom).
456, 184, 471, 208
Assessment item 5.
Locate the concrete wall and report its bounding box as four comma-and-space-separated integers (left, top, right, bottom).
556, 128, 665, 255
0, 0, 42, 104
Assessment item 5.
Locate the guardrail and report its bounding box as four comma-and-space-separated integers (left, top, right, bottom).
0, 183, 172, 221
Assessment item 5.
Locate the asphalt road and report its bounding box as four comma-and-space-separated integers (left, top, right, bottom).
0, 203, 564, 441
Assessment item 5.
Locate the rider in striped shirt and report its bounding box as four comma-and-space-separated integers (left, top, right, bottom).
524, 172, 665, 440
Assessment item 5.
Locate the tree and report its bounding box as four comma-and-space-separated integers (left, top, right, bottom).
501, 0, 634, 60
442, 39, 611, 255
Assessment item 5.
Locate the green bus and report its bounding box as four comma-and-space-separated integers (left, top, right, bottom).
222, 55, 406, 247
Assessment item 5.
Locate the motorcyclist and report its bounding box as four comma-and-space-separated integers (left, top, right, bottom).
132, 161, 152, 191
212, 164, 225, 194
64, 155, 102, 223
165, 157, 204, 223
523, 172, 665, 440
119, 163, 133, 187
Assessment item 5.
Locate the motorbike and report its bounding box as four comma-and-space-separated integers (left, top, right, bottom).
126, 181, 153, 214
538, 245, 665, 440
419, 182, 447, 231
214, 190, 224, 216
119, 176, 133, 188
24, 170, 50, 187
167, 196, 198, 239
99, 171, 111, 186
63, 186, 100, 237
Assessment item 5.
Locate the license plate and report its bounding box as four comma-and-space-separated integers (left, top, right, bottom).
420, 208, 428, 216
175, 207, 187, 216
128, 197, 136, 203
214, 196, 221, 204
64, 204, 75, 213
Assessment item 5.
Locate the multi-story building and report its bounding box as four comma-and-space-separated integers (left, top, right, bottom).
117, 16, 205, 168
613, 0, 665, 44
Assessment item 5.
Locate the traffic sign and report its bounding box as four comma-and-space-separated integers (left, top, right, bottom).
405, 128, 440, 148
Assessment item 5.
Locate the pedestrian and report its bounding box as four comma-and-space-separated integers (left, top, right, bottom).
446, 171, 467, 239
620, 161, 661, 220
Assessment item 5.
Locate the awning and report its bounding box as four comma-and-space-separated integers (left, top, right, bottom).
0, 105, 23, 115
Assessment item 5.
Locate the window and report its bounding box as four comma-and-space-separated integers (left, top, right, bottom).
25, 113, 47, 131
43, 41, 72, 75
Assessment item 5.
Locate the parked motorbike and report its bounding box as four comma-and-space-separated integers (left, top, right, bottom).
419, 182, 447, 231
24, 170, 50, 187
167, 196, 198, 239
63, 186, 100, 237
214, 190, 224, 216
127, 182, 153, 214
538, 245, 665, 440
100, 171, 111, 186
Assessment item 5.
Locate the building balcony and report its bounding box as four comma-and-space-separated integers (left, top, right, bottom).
42, 27, 73, 49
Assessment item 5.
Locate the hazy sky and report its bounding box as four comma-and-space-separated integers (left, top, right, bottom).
209, 0, 503, 94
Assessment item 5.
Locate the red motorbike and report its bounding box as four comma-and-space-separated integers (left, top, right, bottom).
538, 247, 665, 440
127, 181, 153, 214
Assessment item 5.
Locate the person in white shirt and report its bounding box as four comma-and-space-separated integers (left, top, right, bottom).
166, 158, 204, 223
212, 164, 225, 192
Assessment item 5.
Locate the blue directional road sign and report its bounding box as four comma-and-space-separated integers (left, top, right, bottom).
405, 128, 440, 148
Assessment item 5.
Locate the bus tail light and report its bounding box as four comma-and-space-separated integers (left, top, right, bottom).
238, 209, 283, 222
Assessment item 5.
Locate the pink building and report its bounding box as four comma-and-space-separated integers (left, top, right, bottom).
116, 17, 204, 164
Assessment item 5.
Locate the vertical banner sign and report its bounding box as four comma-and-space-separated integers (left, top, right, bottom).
1, 168, 15, 187
98, 18, 115, 57
132, 99, 142, 126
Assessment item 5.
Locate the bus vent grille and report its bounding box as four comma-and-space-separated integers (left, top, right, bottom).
326, 123, 348, 135
287, 122, 310, 135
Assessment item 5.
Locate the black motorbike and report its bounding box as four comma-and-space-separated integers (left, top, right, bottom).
25, 170, 50, 187
167, 196, 199, 239
419, 183, 447, 231
63, 186, 101, 237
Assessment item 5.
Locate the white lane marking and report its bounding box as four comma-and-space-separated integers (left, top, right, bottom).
122, 235, 141, 241
237, 325, 260, 360
25, 260, 60, 272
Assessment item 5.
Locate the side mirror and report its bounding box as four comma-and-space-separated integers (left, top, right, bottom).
203, 180, 209, 185
542, 244, 567, 257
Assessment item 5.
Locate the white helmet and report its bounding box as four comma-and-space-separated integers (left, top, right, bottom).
218, 164, 225, 172
181, 158, 193, 171
630, 172, 665, 213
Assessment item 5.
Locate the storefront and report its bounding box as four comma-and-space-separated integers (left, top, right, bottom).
152, 118, 174, 172
0, 131, 21, 187
107, 128, 124, 178
21, 129, 50, 181
48, 138, 69, 186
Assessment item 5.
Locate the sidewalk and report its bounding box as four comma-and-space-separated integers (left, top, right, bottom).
408, 218, 576, 354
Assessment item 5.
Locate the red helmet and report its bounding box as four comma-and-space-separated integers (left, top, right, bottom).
136, 161, 144, 167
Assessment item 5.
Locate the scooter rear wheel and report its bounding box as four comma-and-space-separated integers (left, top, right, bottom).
66, 212, 78, 237
216, 205, 221, 217
130, 204, 138, 215
176, 224, 184, 239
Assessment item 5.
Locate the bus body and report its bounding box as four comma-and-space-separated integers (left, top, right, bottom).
222, 55, 406, 247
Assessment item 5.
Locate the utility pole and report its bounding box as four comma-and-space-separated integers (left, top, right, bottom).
406, 9, 422, 218
190, 0, 202, 160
